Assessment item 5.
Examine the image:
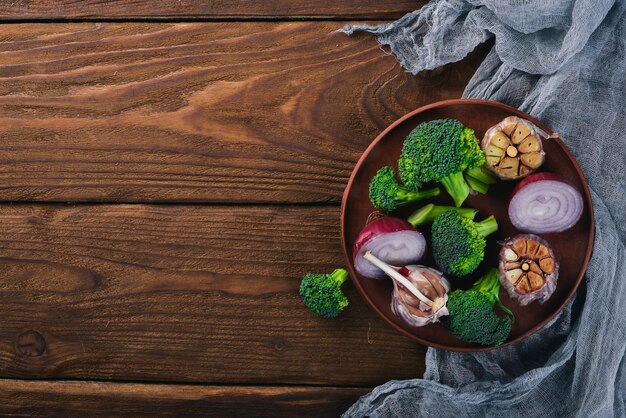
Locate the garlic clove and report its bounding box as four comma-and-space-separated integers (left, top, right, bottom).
486, 144, 505, 157
505, 268, 523, 284
519, 136, 541, 153
501, 119, 517, 136
503, 248, 519, 261
511, 123, 531, 144
539, 257, 555, 274
520, 152, 543, 168
490, 132, 510, 148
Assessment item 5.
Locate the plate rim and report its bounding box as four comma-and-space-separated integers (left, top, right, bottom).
340, 98, 595, 352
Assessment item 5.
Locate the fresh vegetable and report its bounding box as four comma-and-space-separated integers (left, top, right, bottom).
482, 116, 550, 180
431, 210, 498, 276
466, 165, 498, 185
353, 214, 427, 279
363, 251, 449, 327
398, 119, 486, 207
508, 172, 584, 233
369, 166, 440, 211
465, 173, 490, 194
299, 269, 349, 318
499, 234, 559, 305
465, 165, 498, 194
442, 268, 514, 346
407, 203, 477, 227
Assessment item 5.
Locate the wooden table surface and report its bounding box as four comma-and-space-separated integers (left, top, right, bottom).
0, 2, 490, 416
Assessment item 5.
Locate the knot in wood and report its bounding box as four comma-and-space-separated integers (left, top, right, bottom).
17, 330, 46, 357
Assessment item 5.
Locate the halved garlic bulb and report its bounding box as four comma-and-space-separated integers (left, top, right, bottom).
499, 234, 559, 305
482, 116, 550, 180
363, 251, 449, 327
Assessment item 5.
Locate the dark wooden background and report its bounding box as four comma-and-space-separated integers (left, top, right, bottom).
0, 1, 489, 415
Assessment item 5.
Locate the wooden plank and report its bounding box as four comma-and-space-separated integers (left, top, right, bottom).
0, 204, 425, 385
0, 1, 421, 20
0, 22, 486, 203
0, 379, 369, 417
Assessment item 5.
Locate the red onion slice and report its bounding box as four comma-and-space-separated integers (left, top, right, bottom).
508, 173, 583, 234
353, 214, 426, 279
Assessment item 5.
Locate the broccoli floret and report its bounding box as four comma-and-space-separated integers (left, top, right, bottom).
369, 166, 440, 211
299, 269, 349, 318
431, 210, 498, 276
407, 203, 477, 227
442, 268, 514, 346
398, 119, 486, 207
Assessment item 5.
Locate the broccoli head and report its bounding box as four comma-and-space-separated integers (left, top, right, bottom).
299, 269, 349, 318
369, 166, 440, 211
442, 268, 514, 346
431, 210, 498, 276
398, 119, 486, 207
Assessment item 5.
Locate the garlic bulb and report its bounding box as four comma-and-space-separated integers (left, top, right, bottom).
499, 234, 559, 305
363, 252, 450, 327
482, 116, 551, 180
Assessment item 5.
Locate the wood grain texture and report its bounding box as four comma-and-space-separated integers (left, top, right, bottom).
0, 204, 425, 384
0, 1, 421, 20
0, 379, 369, 417
0, 22, 487, 203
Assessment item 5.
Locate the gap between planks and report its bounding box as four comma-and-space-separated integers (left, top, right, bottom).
0, 378, 372, 417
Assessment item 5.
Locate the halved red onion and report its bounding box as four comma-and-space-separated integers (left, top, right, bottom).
509, 173, 583, 234
353, 213, 426, 280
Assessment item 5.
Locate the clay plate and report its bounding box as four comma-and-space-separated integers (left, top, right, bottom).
340, 99, 594, 351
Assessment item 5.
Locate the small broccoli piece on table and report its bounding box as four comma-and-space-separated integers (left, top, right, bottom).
369, 166, 440, 211
442, 268, 514, 346
431, 210, 498, 276
299, 269, 349, 318
398, 119, 486, 207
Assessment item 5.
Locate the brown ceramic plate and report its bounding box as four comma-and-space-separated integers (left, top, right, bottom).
341, 99, 594, 351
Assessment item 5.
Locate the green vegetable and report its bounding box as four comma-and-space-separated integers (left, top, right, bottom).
369, 166, 440, 211
442, 268, 514, 346
464, 165, 498, 194
407, 203, 477, 227
464, 173, 490, 194
398, 119, 486, 207
465, 165, 498, 185
299, 269, 349, 318
431, 210, 498, 276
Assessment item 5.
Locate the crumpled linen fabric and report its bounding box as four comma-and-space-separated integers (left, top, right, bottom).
342, 1, 626, 416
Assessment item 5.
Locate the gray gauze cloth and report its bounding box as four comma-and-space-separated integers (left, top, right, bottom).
342, 0, 626, 416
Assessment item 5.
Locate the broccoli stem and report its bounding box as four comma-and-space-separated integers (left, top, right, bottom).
407, 203, 477, 227
440, 171, 470, 207
362, 251, 435, 307
329, 269, 349, 286
470, 268, 499, 294
397, 186, 440, 203
465, 165, 498, 185
471, 268, 513, 318
474, 215, 498, 238
464, 173, 490, 194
